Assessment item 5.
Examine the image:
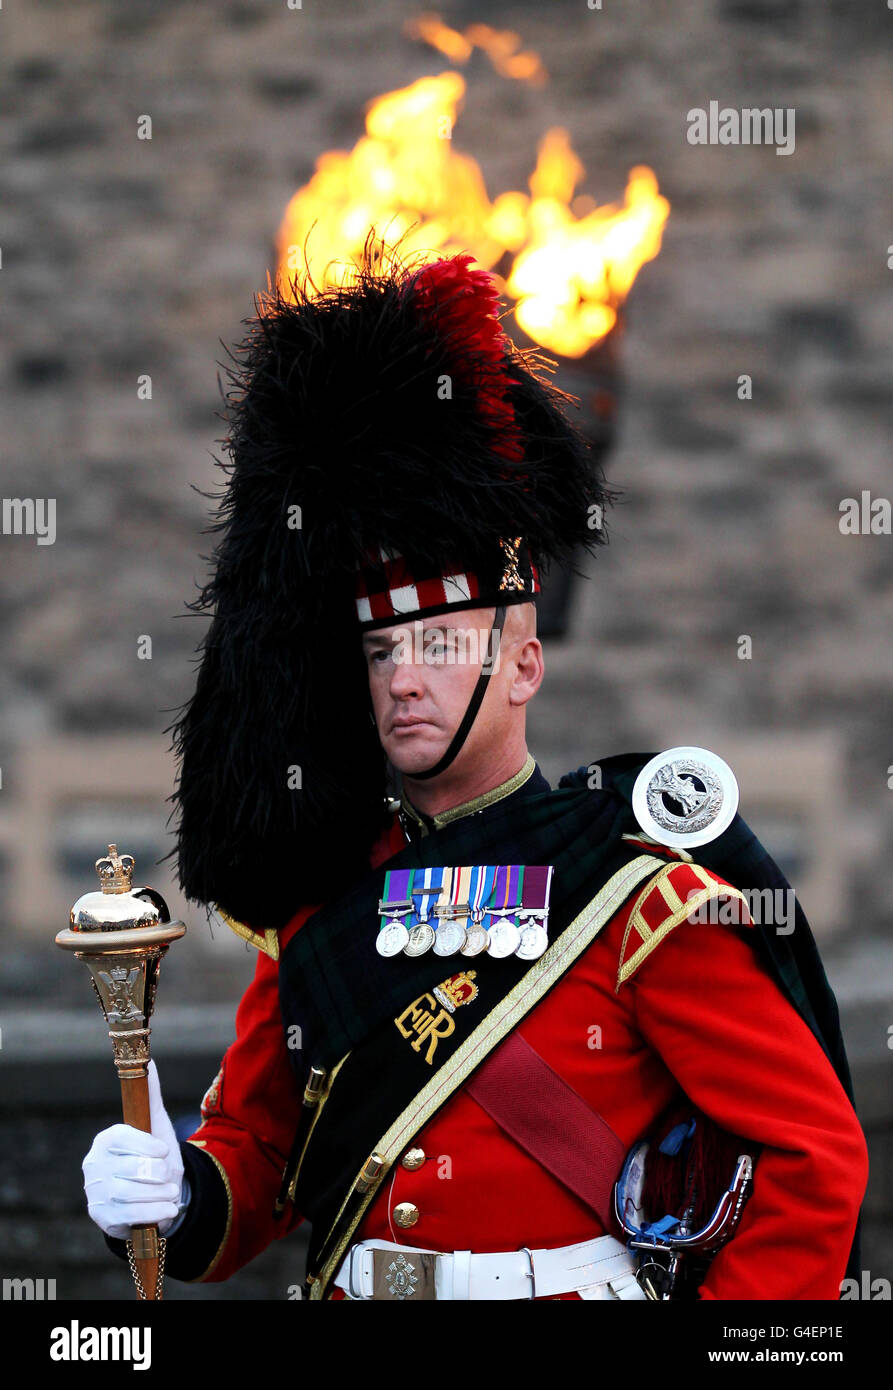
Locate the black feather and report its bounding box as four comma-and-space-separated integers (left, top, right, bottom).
167, 243, 614, 928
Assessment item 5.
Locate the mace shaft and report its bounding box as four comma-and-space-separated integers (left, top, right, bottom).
58, 843, 186, 1302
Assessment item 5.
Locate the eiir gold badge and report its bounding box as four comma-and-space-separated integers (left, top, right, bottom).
394, 972, 479, 1065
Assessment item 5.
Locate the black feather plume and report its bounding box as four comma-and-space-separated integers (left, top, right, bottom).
168, 242, 614, 928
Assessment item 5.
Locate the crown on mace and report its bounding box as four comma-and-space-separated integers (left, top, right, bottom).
95, 844, 136, 894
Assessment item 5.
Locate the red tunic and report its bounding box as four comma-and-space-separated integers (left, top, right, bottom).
186, 816, 868, 1300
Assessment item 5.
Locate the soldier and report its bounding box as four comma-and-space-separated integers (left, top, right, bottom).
82, 248, 867, 1300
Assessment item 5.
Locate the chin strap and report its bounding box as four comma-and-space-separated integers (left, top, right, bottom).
408, 604, 506, 782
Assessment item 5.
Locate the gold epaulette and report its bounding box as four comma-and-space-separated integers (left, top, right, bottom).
214, 905, 279, 961
616, 860, 751, 992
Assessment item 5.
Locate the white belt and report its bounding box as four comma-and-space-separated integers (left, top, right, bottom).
334, 1233, 647, 1301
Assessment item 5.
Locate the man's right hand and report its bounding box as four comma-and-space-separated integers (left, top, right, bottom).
82, 1060, 187, 1240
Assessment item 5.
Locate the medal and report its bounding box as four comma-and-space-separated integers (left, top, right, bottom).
376, 919, 411, 956
433, 920, 467, 955
403, 866, 447, 956
377, 866, 416, 957
514, 864, 553, 959
460, 925, 490, 956
432, 863, 472, 956
461, 864, 495, 957
516, 922, 549, 960
404, 922, 435, 956
484, 863, 522, 957
376, 862, 554, 963
487, 917, 521, 958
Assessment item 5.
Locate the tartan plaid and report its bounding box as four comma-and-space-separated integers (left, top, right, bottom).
279, 777, 637, 1070
600, 755, 855, 1108
277, 750, 861, 1284
279, 754, 854, 1102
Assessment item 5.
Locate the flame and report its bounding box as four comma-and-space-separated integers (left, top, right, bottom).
464, 23, 548, 87
276, 74, 669, 357
405, 14, 472, 64
405, 13, 548, 86
507, 154, 670, 357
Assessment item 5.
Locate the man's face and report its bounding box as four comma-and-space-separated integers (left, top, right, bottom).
361, 607, 510, 777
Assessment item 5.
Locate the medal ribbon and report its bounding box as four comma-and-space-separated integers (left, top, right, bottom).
468, 863, 496, 922
411, 864, 446, 925
485, 863, 524, 929
378, 867, 413, 931
380, 863, 551, 935
433, 865, 455, 923
520, 864, 553, 919
443, 863, 473, 929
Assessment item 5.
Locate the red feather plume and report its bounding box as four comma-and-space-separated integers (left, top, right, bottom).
408, 253, 525, 462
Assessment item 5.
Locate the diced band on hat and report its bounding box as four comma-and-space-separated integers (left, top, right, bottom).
356, 542, 540, 630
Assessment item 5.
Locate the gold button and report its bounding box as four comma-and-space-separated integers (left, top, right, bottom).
393, 1201, 420, 1229
401, 1147, 426, 1172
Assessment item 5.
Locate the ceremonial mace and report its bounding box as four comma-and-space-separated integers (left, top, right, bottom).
56, 845, 186, 1300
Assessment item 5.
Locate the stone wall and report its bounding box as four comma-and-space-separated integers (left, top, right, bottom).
1, 0, 890, 1297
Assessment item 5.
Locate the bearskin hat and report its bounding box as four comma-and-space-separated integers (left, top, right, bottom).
168, 241, 614, 928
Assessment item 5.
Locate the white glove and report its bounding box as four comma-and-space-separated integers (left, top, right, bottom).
82, 1059, 187, 1240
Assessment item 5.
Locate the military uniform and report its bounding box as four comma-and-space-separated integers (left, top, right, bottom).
118, 247, 868, 1301
144, 754, 867, 1300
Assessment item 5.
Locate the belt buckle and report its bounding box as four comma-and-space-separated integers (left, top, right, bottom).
370, 1247, 439, 1300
